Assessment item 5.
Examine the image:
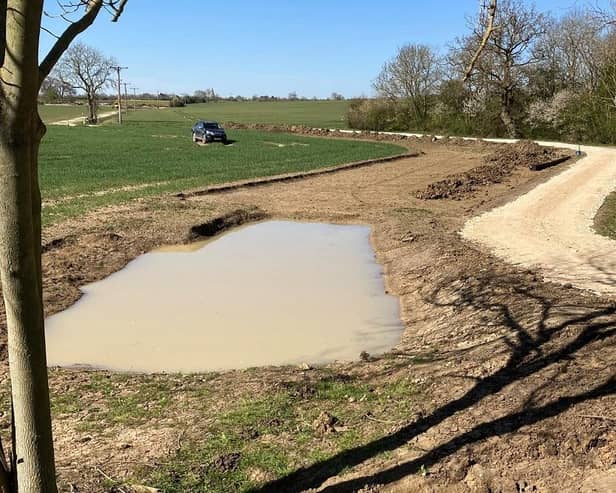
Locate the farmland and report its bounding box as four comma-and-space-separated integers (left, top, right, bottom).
34, 137, 608, 493
30, 96, 616, 493
39, 122, 404, 224
39, 104, 91, 123
125, 100, 350, 128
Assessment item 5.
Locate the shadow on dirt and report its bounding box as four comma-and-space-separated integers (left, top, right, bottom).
583, 252, 616, 292
252, 269, 616, 492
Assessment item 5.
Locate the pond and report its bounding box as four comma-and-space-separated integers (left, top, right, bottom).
45, 221, 404, 372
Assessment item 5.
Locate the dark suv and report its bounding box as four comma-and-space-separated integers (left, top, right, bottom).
191, 120, 228, 144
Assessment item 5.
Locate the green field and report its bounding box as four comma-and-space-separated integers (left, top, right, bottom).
38, 104, 90, 123
125, 100, 350, 128
40, 122, 404, 224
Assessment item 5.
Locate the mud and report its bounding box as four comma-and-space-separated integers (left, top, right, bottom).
188, 208, 268, 239
45, 221, 403, 372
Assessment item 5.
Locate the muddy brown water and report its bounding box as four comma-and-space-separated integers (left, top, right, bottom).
45, 221, 404, 372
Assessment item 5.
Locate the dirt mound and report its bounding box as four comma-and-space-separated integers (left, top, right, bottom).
223, 122, 497, 147
417, 140, 573, 200
485, 140, 570, 169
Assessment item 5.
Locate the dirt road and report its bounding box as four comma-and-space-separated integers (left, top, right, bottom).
462, 142, 616, 296
50, 110, 117, 126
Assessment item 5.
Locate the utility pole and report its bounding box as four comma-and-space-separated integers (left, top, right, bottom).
122, 82, 129, 113
111, 65, 128, 123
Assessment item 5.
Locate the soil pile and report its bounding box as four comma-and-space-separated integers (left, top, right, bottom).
223, 122, 492, 147
485, 139, 570, 169
417, 140, 572, 200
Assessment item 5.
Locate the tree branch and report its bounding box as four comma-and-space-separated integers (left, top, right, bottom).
38, 0, 105, 86
464, 0, 498, 82
0, 0, 6, 68
111, 0, 128, 22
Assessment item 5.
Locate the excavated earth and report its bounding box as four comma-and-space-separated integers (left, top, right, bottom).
0, 134, 614, 492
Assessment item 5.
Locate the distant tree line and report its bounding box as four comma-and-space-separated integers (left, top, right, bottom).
41, 82, 348, 107
348, 0, 616, 144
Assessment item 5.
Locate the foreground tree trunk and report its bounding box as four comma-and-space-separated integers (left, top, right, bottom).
0, 130, 55, 493
0, 2, 57, 492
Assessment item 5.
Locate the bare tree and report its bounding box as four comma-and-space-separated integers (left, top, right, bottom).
39, 72, 76, 103
56, 43, 115, 123
0, 1, 128, 492
535, 9, 604, 94
193, 88, 217, 102
457, 0, 546, 137
374, 43, 443, 124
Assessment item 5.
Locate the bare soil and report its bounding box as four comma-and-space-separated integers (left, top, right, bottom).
416, 140, 573, 200
0, 136, 614, 492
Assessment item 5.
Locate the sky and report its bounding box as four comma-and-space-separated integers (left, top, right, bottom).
39, 0, 611, 98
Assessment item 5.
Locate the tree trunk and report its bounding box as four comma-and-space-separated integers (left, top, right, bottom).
0, 1, 58, 492
500, 105, 517, 138
500, 84, 518, 138
0, 127, 57, 493
86, 93, 97, 124
500, 62, 518, 139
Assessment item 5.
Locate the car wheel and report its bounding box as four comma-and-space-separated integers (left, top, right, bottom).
222, 137, 228, 145
192, 132, 198, 143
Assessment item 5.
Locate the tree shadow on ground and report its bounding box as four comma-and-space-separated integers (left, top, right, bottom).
251, 269, 616, 492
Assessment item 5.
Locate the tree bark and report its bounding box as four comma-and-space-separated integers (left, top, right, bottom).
86, 93, 98, 124
500, 64, 518, 138
500, 88, 518, 138
0, 1, 58, 492
0, 131, 56, 493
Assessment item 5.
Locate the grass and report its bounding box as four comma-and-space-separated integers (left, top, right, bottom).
38, 103, 121, 124
138, 373, 419, 492
46, 368, 422, 492
594, 191, 616, 239
124, 100, 350, 128
50, 373, 176, 429
38, 104, 91, 123
39, 121, 405, 224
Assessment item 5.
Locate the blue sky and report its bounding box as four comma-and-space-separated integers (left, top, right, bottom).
40, 0, 608, 98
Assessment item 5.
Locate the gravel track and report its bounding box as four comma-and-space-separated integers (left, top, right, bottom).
461, 141, 616, 296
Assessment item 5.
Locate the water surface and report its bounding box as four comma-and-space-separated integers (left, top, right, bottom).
46, 221, 403, 372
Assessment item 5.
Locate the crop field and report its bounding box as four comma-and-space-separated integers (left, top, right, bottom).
39, 121, 404, 224
38, 104, 90, 123
125, 100, 350, 128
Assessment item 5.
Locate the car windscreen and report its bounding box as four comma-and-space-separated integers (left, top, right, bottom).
204, 123, 219, 129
